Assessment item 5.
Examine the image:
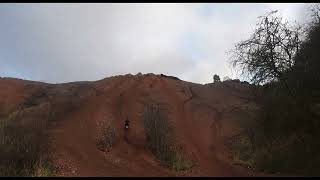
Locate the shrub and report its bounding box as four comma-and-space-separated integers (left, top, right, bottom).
229, 133, 255, 168
31, 158, 56, 177
0, 105, 54, 176
96, 120, 117, 152
142, 104, 172, 156
0, 97, 56, 177
170, 147, 195, 171
213, 74, 220, 83
142, 103, 194, 171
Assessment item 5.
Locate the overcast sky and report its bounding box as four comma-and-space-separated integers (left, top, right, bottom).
0, 3, 311, 84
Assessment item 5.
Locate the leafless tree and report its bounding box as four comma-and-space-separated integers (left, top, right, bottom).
310, 4, 320, 25
230, 10, 304, 85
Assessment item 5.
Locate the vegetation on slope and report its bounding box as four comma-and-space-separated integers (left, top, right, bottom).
142, 103, 194, 171
96, 119, 117, 152
0, 104, 55, 176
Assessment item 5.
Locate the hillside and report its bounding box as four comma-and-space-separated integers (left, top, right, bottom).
0, 74, 260, 176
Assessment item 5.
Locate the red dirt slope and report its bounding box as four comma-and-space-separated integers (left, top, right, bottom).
0, 74, 258, 176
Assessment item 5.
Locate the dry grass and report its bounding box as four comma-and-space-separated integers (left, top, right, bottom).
96, 119, 117, 152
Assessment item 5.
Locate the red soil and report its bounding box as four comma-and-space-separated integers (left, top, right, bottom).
0, 74, 261, 176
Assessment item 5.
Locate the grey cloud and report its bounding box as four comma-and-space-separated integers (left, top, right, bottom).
0, 3, 309, 84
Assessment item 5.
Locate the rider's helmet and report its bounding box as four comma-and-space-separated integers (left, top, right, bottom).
125, 117, 129, 129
